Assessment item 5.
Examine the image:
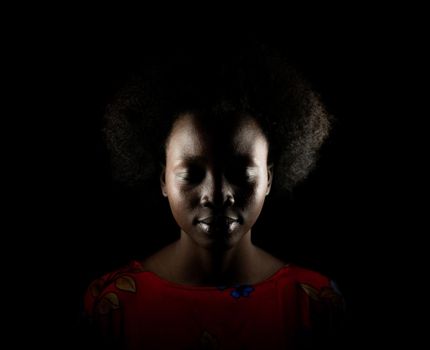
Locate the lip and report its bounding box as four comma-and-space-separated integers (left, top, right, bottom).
197, 218, 240, 235
197, 216, 239, 225
196, 215, 240, 235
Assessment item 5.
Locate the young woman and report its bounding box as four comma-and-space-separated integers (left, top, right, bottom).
83, 42, 345, 350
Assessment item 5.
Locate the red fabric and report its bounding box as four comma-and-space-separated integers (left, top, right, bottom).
84, 261, 342, 350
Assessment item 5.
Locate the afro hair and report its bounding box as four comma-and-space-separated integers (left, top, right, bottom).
103, 42, 332, 198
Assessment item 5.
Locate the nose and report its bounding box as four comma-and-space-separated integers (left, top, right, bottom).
200, 172, 235, 209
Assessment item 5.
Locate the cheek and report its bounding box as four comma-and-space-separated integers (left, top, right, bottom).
239, 182, 267, 222
165, 172, 188, 202
242, 175, 268, 203
249, 189, 267, 213
242, 199, 266, 230
167, 195, 192, 231
165, 176, 197, 218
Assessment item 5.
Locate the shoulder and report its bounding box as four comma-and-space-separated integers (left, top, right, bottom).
283, 265, 341, 295
283, 264, 344, 306
283, 265, 346, 348
84, 260, 147, 317
280, 264, 346, 329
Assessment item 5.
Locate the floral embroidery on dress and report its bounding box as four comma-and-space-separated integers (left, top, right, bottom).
216, 284, 255, 299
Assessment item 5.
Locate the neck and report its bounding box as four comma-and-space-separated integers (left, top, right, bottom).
172, 230, 260, 286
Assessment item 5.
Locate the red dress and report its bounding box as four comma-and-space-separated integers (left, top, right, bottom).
84, 261, 344, 350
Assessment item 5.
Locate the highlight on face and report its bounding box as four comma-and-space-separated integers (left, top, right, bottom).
160, 112, 273, 249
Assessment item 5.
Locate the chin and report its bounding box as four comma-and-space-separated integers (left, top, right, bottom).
192, 229, 246, 251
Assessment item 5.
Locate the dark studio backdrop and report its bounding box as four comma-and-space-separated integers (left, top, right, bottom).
26, 16, 415, 348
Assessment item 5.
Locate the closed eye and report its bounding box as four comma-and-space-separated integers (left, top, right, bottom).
176, 166, 205, 183
175, 163, 259, 184
226, 166, 258, 183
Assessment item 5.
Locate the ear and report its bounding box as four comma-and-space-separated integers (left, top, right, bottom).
266, 163, 273, 196
160, 163, 168, 197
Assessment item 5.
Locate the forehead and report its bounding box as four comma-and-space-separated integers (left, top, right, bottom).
166, 113, 268, 163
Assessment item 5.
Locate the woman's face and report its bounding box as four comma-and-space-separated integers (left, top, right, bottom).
161, 113, 273, 249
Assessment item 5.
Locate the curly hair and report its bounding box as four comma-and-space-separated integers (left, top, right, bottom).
103, 42, 332, 198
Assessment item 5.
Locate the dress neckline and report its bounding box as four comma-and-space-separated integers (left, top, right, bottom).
131, 260, 290, 291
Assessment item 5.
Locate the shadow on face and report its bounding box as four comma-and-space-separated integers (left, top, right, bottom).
160, 112, 273, 249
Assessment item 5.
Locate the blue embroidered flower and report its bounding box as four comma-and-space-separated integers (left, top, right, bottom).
230, 284, 255, 299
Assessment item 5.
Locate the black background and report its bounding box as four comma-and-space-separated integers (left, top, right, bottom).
13, 10, 420, 348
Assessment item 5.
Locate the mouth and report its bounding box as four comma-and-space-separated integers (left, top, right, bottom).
196, 216, 240, 235
198, 216, 239, 225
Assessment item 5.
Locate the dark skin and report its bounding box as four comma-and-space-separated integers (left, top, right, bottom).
142, 113, 285, 287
